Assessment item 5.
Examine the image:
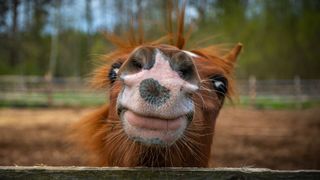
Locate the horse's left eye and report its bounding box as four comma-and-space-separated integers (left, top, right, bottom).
108, 62, 122, 84
209, 75, 228, 98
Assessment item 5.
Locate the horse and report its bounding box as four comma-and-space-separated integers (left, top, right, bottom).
72, 3, 242, 167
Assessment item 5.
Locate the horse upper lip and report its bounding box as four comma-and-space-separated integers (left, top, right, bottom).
118, 104, 188, 120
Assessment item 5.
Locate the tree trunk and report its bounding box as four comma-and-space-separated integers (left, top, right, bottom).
9, 0, 20, 67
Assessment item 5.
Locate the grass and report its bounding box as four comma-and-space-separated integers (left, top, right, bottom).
0, 92, 106, 108
228, 96, 320, 110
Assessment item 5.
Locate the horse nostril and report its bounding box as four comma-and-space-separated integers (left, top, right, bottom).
139, 78, 170, 106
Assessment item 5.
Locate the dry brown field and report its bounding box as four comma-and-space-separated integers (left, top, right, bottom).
0, 107, 319, 169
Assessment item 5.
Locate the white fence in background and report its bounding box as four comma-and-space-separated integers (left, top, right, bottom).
0, 75, 319, 106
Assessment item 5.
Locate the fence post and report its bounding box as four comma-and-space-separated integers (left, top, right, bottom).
249, 75, 256, 106
294, 76, 302, 109
44, 75, 53, 106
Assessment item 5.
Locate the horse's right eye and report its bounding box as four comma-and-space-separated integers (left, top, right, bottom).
209, 75, 228, 99
108, 62, 122, 84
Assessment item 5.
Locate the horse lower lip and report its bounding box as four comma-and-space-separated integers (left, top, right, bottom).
124, 110, 184, 131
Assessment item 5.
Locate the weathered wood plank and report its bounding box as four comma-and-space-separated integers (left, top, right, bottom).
0, 166, 319, 180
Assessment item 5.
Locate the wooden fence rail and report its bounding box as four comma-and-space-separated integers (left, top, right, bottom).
1, 75, 320, 107
0, 166, 319, 180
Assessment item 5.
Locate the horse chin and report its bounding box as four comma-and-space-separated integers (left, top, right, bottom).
119, 109, 189, 146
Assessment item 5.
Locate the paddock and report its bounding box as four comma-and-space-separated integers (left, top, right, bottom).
0, 107, 319, 170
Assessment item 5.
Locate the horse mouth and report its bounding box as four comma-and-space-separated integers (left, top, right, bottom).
118, 107, 189, 146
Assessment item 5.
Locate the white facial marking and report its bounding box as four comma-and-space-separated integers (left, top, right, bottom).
119, 49, 197, 118
118, 48, 200, 145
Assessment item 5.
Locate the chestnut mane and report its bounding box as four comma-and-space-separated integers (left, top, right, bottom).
71, 1, 242, 167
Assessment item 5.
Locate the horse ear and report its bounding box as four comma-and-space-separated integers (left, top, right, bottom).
224, 43, 243, 63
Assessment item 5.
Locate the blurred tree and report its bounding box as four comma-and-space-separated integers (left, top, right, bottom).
81, 0, 93, 76
23, 0, 52, 75
47, 0, 61, 80
0, 0, 319, 79
0, 0, 9, 29
9, 0, 20, 67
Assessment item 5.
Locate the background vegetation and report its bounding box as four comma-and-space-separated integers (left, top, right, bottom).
0, 0, 319, 79
0, 1, 319, 169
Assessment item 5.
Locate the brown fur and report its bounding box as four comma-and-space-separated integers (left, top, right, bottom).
71, 3, 242, 167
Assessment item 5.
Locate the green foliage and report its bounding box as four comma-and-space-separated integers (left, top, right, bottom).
0, 0, 319, 79
231, 96, 320, 110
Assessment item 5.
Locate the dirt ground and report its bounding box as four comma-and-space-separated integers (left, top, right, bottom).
0, 107, 319, 170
